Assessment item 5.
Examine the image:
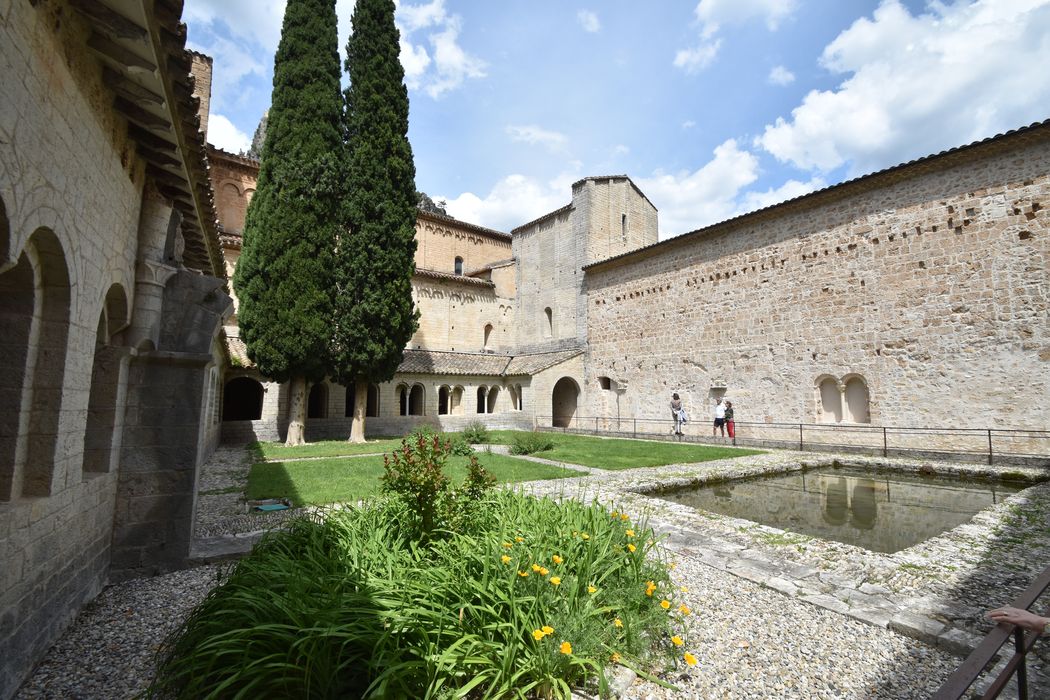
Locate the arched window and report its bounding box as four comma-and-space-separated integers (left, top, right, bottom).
451, 386, 463, 414
367, 384, 380, 417
409, 384, 425, 415
544, 307, 553, 338
223, 377, 264, 420
308, 383, 328, 419
454, 256, 463, 275
487, 386, 500, 413
844, 376, 871, 423
83, 284, 130, 475
483, 323, 493, 350
818, 377, 842, 423
477, 386, 487, 414
398, 384, 409, 416
516, 384, 524, 411
597, 376, 611, 390
438, 386, 450, 415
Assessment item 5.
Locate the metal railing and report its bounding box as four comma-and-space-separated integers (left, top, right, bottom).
932, 566, 1050, 699
535, 415, 1050, 465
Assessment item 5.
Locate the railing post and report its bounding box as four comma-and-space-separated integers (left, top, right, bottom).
595, 416, 598, 434
1016, 627, 1029, 700
988, 429, 994, 466
883, 426, 888, 458
799, 423, 804, 451
633, 418, 637, 439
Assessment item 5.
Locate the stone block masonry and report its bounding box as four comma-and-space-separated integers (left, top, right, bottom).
584, 131, 1050, 434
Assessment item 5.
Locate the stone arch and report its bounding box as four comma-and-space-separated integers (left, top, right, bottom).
476, 385, 487, 414
487, 386, 500, 413
366, 384, 379, 417
398, 383, 409, 416
454, 256, 463, 275
543, 307, 553, 338
843, 375, 870, 423
82, 286, 130, 476
18, 229, 72, 497
816, 375, 842, 423
451, 385, 463, 414
308, 383, 328, 419
409, 383, 425, 416
483, 323, 493, 350
552, 377, 579, 428
0, 246, 34, 499
438, 385, 450, 415
223, 376, 264, 420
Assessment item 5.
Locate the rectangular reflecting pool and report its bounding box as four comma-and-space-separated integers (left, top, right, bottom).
656, 466, 1025, 553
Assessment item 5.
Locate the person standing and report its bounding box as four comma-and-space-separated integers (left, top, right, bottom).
670, 393, 685, 437
713, 396, 726, 440
724, 400, 735, 442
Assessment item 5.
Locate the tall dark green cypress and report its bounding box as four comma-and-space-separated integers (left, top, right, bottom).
232, 0, 344, 445
334, 0, 419, 442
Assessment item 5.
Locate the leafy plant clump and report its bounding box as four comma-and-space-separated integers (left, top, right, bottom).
462, 420, 490, 444
150, 440, 695, 698
511, 431, 556, 455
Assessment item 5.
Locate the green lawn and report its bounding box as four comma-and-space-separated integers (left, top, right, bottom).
247, 453, 578, 506
519, 433, 763, 470
251, 438, 406, 460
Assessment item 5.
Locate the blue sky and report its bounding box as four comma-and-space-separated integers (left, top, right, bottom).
185, 0, 1050, 237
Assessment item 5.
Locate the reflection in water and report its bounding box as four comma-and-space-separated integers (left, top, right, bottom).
658, 467, 1023, 553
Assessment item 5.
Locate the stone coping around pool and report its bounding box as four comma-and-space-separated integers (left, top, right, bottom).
517, 451, 1050, 675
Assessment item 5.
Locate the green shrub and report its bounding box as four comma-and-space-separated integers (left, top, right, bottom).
462, 420, 489, 444
449, 435, 476, 456
150, 494, 693, 698
511, 431, 556, 455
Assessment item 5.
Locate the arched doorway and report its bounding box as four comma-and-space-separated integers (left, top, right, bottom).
223, 377, 264, 420
551, 377, 579, 428
438, 386, 450, 415
409, 384, 425, 415
487, 386, 500, 413
307, 383, 328, 419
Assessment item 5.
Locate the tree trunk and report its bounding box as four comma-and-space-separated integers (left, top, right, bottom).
286, 375, 307, 446
348, 380, 367, 443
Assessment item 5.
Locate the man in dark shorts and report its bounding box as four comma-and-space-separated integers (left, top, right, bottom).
713, 397, 726, 439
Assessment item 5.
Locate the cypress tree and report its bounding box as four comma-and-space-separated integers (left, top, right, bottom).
334, 0, 420, 443
232, 0, 344, 446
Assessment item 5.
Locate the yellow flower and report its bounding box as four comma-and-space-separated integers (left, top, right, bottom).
580, 532, 590, 540
669, 562, 677, 570
627, 543, 637, 553
552, 554, 563, 564
620, 513, 629, 521
611, 510, 619, 518
502, 542, 513, 548
680, 586, 689, 593
518, 570, 529, 578
500, 555, 511, 564
679, 604, 691, 616
684, 652, 698, 667
587, 585, 597, 594
660, 599, 671, 610
531, 564, 542, 573
560, 641, 572, 655
542, 625, 554, 635
645, 581, 657, 596
550, 576, 561, 586
671, 635, 684, 647
610, 652, 621, 663
614, 618, 623, 628
539, 566, 549, 576
515, 536, 525, 543
625, 529, 635, 538
532, 629, 545, 640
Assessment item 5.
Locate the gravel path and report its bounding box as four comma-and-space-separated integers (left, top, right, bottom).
16, 443, 1043, 698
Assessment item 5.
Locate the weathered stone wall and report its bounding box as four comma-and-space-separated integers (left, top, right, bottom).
0, 2, 141, 695
411, 276, 515, 352
209, 150, 257, 235
190, 52, 213, 139
414, 213, 512, 275
584, 137, 1050, 433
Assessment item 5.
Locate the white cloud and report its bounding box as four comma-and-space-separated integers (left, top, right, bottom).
397, 3, 486, 97
740, 176, 825, 212
184, 0, 285, 53
399, 37, 431, 80
636, 139, 760, 236
768, 65, 795, 86
207, 113, 252, 153
757, 0, 1050, 174
613, 144, 630, 155
694, 0, 797, 36
397, 0, 445, 32
682, 120, 696, 129
439, 171, 578, 232
505, 125, 569, 151
577, 10, 601, 33
673, 40, 721, 74
675, 0, 796, 73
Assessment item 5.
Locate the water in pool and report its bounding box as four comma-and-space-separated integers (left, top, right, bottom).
657, 467, 1024, 553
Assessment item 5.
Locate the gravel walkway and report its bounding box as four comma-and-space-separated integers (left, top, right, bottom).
15, 443, 1046, 698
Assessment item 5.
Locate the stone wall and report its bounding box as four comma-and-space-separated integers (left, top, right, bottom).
584, 134, 1050, 434
414, 212, 512, 276
209, 149, 258, 235
0, 3, 144, 694
411, 275, 515, 352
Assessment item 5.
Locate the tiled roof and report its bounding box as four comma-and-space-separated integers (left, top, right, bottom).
468, 258, 515, 274
584, 118, 1050, 272
416, 268, 495, 288
225, 334, 252, 368
504, 349, 583, 375
207, 145, 260, 169
398, 348, 582, 377
511, 204, 573, 234
417, 210, 511, 241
